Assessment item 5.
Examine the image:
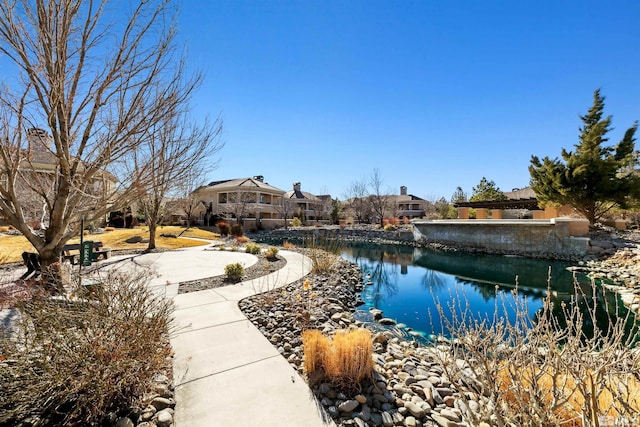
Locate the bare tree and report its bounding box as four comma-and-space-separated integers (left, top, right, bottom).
368, 168, 392, 227
218, 191, 257, 227
273, 196, 294, 230
344, 177, 370, 223
176, 174, 207, 228
135, 111, 223, 250
0, 0, 199, 271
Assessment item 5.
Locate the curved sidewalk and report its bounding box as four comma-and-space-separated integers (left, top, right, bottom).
161, 247, 334, 426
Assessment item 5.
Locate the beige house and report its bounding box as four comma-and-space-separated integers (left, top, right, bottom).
391, 186, 427, 219
191, 176, 286, 230
0, 128, 117, 227
284, 182, 332, 224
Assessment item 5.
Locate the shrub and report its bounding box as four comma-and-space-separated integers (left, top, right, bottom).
217, 221, 230, 236
264, 246, 279, 259
302, 328, 373, 391
310, 249, 336, 274
230, 224, 243, 237
431, 281, 640, 426
402, 216, 410, 225
224, 263, 245, 281
236, 236, 249, 244
291, 217, 302, 227
104, 226, 115, 232
245, 243, 261, 255
0, 272, 173, 426
383, 223, 397, 231
388, 216, 399, 225
283, 241, 296, 249
0, 226, 9, 233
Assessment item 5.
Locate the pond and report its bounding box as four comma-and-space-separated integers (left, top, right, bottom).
339, 242, 637, 342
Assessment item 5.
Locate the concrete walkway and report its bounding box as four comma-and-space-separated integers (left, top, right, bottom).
100, 243, 335, 426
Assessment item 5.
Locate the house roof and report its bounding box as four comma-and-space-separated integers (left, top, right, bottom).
203, 177, 285, 193
284, 189, 322, 201
392, 194, 425, 202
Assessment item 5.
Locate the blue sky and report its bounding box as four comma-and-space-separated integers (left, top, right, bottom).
176, 0, 640, 201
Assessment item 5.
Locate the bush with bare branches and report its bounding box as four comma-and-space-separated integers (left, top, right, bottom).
0, 272, 173, 425
430, 279, 640, 427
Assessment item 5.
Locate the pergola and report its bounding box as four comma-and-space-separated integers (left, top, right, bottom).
453, 197, 542, 219
454, 198, 541, 210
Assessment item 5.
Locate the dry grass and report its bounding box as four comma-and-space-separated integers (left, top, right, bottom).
0, 226, 220, 264
302, 328, 373, 390
310, 249, 336, 274
498, 366, 640, 427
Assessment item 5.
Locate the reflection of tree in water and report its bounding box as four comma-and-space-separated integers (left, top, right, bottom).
420, 269, 448, 292
539, 285, 640, 345
358, 249, 399, 307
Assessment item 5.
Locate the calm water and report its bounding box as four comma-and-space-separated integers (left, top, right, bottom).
340, 243, 636, 341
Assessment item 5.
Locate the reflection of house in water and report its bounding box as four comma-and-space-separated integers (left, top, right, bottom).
413, 249, 587, 294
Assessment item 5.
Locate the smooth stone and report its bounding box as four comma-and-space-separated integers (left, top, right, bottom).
339, 399, 360, 413
115, 418, 134, 427
359, 405, 371, 422
436, 387, 454, 397
404, 401, 425, 418
155, 409, 173, 427
381, 411, 394, 427
404, 416, 417, 427
150, 397, 174, 411
439, 408, 461, 422
443, 395, 456, 407
370, 412, 383, 425
432, 413, 459, 427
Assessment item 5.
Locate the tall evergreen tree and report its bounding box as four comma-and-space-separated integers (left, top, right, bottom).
450, 186, 468, 204
469, 177, 507, 202
529, 89, 639, 224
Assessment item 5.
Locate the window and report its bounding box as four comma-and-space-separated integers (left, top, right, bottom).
218, 193, 227, 204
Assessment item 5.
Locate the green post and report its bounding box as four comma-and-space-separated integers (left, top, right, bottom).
81, 240, 93, 266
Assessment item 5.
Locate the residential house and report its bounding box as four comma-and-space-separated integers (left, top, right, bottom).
284, 182, 332, 224
0, 128, 117, 227
392, 186, 427, 219
191, 176, 286, 230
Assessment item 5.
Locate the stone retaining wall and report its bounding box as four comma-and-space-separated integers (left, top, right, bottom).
412, 218, 591, 259
252, 220, 611, 261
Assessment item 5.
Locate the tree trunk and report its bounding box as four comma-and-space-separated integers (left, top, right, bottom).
38, 247, 65, 294
148, 219, 157, 250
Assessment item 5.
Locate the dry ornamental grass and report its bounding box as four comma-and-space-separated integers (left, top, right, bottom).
302, 328, 373, 391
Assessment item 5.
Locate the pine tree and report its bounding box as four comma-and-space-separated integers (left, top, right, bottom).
450, 186, 468, 203
469, 178, 507, 202
529, 89, 639, 224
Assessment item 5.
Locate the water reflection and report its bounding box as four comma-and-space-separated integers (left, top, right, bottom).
340, 243, 636, 342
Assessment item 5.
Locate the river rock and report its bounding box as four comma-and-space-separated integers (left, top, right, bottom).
339, 399, 360, 412
150, 397, 174, 411
155, 409, 173, 427
114, 418, 134, 427
404, 401, 425, 418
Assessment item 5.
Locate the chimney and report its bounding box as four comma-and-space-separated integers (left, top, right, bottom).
253, 175, 264, 182
400, 186, 407, 196
27, 128, 52, 152
293, 182, 301, 192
